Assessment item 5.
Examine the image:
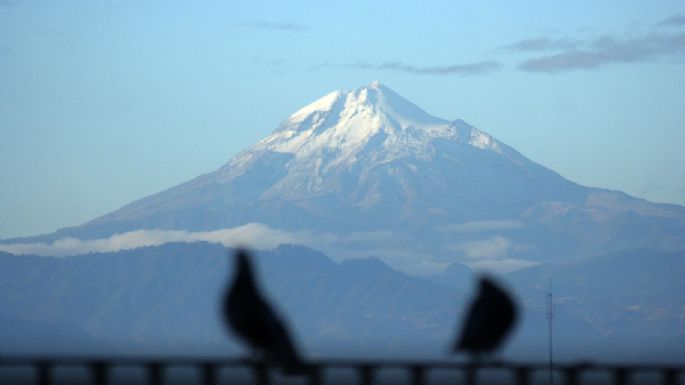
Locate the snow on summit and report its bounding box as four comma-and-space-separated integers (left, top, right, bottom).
215, 81, 519, 199
251, 81, 502, 166
288, 90, 342, 123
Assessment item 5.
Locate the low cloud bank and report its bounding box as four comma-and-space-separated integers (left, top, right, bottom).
0, 224, 303, 257
0, 224, 538, 274
439, 220, 525, 233
467, 258, 539, 274
449, 235, 540, 274
0, 225, 396, 258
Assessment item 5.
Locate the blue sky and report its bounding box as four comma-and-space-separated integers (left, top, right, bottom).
1, 1, 684, 239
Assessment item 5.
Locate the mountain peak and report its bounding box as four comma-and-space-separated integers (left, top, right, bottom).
253, 82, 496, 163
216, 82, 512, 200
285, 82, 443, 129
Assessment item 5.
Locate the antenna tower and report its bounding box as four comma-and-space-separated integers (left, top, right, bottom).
546, 279, 555, 385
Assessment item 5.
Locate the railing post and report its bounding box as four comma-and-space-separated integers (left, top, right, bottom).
514, 366, 529, 385
253, 361, 269, 385
307, 364, 322, 385
464, 364, 476, 385
146, 362, 163, 385
410, 365, 425, 385
359, 364, 374, 385
201, 363, 216, 385
663, 368, 678, 385
563, 367, 578, 385
37, 361, 52, 385
91, 361, 108, 385
613, 367, 629, 385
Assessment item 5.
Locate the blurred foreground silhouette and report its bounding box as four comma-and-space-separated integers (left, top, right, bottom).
223, 248, 307, 374
454, 276, 518, 358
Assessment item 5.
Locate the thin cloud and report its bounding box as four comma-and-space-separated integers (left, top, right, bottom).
250, 55, 288, 68
0, 226, 540, 275
454, 236, 511, 259
448, 235, 539, 273
0, 224, 304, 256
467, 258, 539, 274
658, 14, 685, 28
501, 37, 579, 52
242, 21, 307, 32
0, 225, 397, 258
319, 60, 501, 76
100, 1, 149, 10
440, 220, 525, 233
519, 31, 685, 73
0, 0, 20, 7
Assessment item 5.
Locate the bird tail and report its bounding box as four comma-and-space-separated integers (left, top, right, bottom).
267, 349, 310, 376
280, 357, 310, 376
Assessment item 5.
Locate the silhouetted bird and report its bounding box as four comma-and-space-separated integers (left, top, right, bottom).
223, 248, 305, 373
454, 276, 517, 357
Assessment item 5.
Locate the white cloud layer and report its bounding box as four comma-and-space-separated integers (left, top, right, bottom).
454, 236, 511, 259
440, 220, 525, 233
0, 224, 304, 257
0, 225, 397, 258
0, 225, 538, 274
467, 258, 540, 274
449, 235, 539, 273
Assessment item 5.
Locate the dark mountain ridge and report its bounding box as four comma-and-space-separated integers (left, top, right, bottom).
2, 243, 683, 362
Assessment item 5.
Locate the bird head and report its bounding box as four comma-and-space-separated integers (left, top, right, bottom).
479, 276, 500, 293
478, 274, 518, 325
233, 248, 257, 288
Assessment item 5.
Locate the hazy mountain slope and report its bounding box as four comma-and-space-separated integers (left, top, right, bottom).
507, 248, 685, 362
0, 244, 466, 357
5, 243, 683, 361
509, 248, 685, 338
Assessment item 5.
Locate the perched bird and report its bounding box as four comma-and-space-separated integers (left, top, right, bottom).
454, 276, 518, 357
223, 248, 305, 373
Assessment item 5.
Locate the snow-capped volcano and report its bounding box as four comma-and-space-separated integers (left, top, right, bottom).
255, 81, 499, 158
241, 81, 502, 168
220, 82, 524, 201
10, 82, 685, 272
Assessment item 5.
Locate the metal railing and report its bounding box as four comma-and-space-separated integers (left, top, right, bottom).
1, 355, 683, 385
